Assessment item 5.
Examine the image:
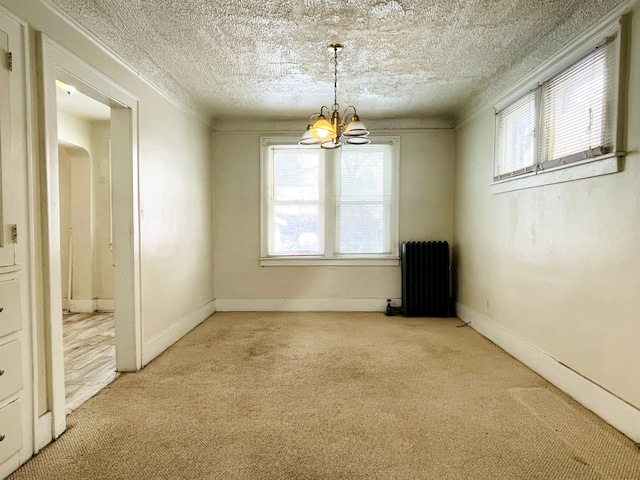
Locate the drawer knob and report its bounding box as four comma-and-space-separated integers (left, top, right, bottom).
0, 369, 4, 376
0, 434, 5, 442
0, 306, 3, 313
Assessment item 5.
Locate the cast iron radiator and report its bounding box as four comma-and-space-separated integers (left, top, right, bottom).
401, 241, 451, 317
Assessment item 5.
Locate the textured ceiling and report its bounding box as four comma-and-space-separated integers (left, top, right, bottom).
46, 0, 628, 126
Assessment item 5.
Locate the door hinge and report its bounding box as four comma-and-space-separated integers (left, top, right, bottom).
11, 224, 17, 243
6, 51, 12, 72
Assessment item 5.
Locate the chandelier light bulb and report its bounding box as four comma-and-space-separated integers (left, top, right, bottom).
310, 115, 335, 139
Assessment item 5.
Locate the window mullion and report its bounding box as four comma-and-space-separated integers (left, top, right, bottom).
534, 83, 544, 169
323, 150, 335, 257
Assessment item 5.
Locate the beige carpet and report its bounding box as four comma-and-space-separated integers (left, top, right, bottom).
10, 312, 640, 479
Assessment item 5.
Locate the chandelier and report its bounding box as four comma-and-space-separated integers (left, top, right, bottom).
299, 43, 370, 149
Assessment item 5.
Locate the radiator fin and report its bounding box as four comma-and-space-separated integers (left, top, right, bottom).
401, 241, 451, 317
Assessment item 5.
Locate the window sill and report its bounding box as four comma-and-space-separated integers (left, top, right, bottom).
259, 256, 400, 267
490, 153, 623, 194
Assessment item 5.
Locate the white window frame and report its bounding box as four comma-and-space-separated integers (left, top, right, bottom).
491, 15, 628, 194
260, 136, 400, 266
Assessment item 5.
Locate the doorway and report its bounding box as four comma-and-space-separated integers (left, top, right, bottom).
56, 85, 118, 412
38, 35, 142, 442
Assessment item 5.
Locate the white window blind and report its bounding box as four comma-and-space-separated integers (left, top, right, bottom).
269, 148, 323, 255
539, 42, 613, 167
493, 20, 624, 183
335, 145, 392, 255
495, 91, 536, 179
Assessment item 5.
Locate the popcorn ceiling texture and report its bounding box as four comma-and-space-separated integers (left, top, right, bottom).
47, 0, 629, 126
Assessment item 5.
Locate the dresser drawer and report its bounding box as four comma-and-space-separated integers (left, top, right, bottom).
0, 400, 22, 465
0, 340, 22, 402
0, 280, 21, 337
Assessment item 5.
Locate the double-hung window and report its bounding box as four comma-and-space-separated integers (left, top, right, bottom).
494, 17, 626, 187
260, 137, 399, 265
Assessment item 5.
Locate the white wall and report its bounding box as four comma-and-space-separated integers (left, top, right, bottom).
138, 97, 214, 348
57, 145, 92, 309
57, 109, 92, 152
212, 128, 454, 309
454, 3, 640, 438
57, 146, 72, 307
57, 111, 112, 311
91, 120, 114, 305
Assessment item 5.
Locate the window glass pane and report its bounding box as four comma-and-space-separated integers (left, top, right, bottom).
269, 148, 323, 256
495, 91, 536, 178
337, 204, 387, 254
273, 151, 320, 201
336, 145, 391, 255
272, 205, 320, 255
339, 149, 385, 199
541, 45, 611, 163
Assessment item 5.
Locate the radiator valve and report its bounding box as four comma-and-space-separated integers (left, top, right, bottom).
385, 299, 403, 317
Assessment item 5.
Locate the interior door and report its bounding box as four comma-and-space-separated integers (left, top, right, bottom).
0, 27, 15, 267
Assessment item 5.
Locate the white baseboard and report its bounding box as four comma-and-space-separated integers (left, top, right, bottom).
96, 298, 114, 312
64, 298, 114, 312
456, 302, 640, 443
215, 298, 400, 312
142, 300, 216, 366
34, 411, 53, 453
68, 298, 94, 312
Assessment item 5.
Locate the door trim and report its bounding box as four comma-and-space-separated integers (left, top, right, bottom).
37, 33, 142, 439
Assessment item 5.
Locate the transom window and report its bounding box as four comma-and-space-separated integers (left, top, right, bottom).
260, 137, 399, 265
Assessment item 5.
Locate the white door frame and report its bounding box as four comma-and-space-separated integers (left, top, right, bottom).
37, 33, 142, 439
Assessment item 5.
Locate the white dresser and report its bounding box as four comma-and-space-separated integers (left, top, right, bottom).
0, 278, 24, 470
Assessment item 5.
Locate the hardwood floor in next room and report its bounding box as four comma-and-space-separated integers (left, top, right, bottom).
63, 312, 118, 413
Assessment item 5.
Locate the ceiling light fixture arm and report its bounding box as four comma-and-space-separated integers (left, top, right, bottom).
306, 107, 331, 125
340, 106, 359, 126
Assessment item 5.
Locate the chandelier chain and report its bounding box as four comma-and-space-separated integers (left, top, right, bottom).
333, 45, 339, 111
